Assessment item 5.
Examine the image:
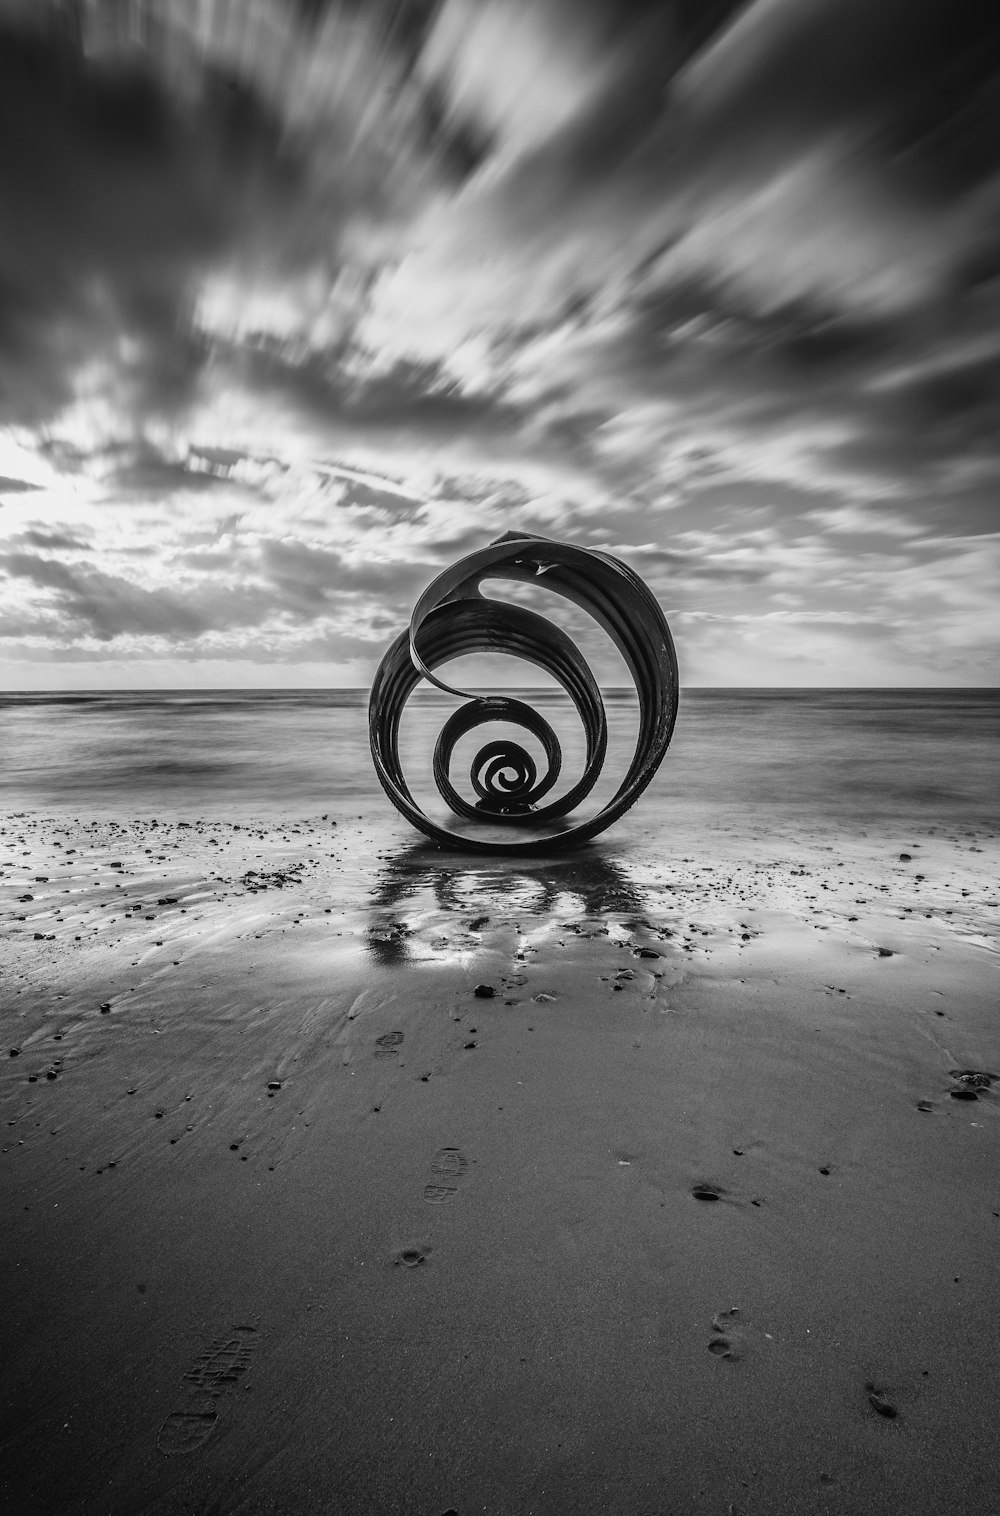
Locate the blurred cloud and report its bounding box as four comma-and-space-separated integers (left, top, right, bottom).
0, 0, 997, 687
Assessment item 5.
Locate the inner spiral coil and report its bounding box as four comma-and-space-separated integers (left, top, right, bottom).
368, 531, 679, 853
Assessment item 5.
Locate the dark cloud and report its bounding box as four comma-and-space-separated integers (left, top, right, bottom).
103, 441, 239, 499
228, 342, 582, 480
0, 21, 295, 427
259, 538, 442, 602
632, 0, 1000, 242
0, 551, 212, 639
0, 476, 42, 494
17, 528, 92, 552
0, 529, 449, 647
463, 0, 745, 235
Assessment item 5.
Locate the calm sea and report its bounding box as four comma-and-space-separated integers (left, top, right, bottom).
0, 689, 996, 834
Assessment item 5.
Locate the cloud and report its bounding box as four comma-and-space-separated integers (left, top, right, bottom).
0, 1, 996, 686
0, 475, 42, 495
16, 528, 92, 551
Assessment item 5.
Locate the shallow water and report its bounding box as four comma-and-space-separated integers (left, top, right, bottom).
0, 687, 996, 831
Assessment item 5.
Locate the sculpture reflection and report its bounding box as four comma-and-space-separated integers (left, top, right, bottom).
365, 838, 650, 966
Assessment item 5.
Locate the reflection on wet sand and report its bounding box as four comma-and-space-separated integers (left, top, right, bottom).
365, 840, 649, 964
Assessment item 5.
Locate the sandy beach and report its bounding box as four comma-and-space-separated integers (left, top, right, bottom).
2, 780, 998, 1515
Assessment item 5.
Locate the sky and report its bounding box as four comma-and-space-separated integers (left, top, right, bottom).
0, 0, 998, 689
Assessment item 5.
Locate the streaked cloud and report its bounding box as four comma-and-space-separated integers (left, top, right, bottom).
0, 0, 997, 688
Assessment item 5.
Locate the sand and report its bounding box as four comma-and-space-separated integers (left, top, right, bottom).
1, 800, 999, 1514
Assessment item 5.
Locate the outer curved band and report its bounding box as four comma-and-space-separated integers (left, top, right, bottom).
368, 531, 679, 853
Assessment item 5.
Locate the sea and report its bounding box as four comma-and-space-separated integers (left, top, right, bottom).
0, 689, 996, 835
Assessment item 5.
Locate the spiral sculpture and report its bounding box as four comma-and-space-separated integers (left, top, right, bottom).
368, 532, 679, 853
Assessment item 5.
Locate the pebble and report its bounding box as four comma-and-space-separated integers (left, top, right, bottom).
473, 984, 495, 998
868, 1390, 898, 1419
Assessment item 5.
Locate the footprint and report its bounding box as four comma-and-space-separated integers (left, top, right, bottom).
180, 1325, 257, 1394
374, 1031, 404, 1060
423, 1185, 458, 1203
423, 1146, 469, 1204
430, 1148, 468, 1180
157, 1409, 219, 1455
708, 1309, 743, 1362
157, 1323, 258, 1456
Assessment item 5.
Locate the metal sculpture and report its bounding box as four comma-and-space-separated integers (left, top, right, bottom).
369, 531, 679, 853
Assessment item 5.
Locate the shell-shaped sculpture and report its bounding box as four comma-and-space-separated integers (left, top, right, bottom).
368, 532, 679, 853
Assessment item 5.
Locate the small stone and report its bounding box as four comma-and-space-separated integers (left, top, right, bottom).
267, 1081, 282, 1091
868, 1390, 897, 1419
473, 984, 495, 998
877, 947, 893, 958
99, 1003, 111, 1013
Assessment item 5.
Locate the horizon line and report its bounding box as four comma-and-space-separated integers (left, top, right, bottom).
2, 684, 997, 695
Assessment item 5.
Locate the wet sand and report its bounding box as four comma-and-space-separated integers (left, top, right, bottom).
2, 801, 999, 1514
